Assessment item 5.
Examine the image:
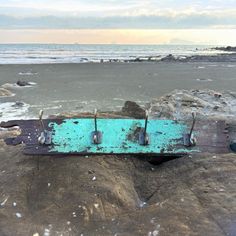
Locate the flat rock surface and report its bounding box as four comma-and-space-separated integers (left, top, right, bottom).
0, 140, 235, 236
148, 89, 236, 120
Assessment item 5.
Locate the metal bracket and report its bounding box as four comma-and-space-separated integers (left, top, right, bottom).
38, 130, 52, 145
183, 112, 197, 147
91, 109, 102, 144
37, 110, 52, 145
139, 110, 150, 145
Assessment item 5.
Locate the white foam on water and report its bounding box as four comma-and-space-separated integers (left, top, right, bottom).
18, 71, 38, 75
42, 105, 63, 110
2, 83, 20, 89
196, 78, 213, 82
0, 102, 31, 122
113, 98, 125, 101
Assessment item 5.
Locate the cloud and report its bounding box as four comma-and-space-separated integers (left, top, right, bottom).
0, 1, 235, 29
0, 11, 235, 29
0, 0, 236, 17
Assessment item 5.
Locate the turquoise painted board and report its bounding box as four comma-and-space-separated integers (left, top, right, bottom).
1, 118, 231, 155
46, 118, 195, 154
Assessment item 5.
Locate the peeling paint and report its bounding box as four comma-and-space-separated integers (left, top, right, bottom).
48, 118, 197, 154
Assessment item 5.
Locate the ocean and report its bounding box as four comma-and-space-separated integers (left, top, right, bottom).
0, 44, 228, 64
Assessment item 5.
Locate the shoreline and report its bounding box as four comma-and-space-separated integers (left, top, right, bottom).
0, 44, 236, 65
0, 52, 236, 65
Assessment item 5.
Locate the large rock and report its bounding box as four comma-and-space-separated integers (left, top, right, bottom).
148, 89, 236, 120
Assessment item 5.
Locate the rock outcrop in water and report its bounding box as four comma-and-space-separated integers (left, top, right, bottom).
127, 53, 236, 63
16, 80, 31, 87
0, 88, 14, 97
213, 46, 236, 52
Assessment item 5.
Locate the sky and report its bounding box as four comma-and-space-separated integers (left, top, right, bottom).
0, 0, 235, 44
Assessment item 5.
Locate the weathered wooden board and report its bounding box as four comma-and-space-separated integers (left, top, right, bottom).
0, 118, 231, 155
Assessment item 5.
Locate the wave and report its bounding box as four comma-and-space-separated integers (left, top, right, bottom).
0, 102, 31, 122
0, 44, 230, 64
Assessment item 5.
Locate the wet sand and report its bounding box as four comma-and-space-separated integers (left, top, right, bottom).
0, 62, 236, 119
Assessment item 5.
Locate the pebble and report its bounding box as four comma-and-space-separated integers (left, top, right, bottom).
139, 201, 147, 208
0, 197, 8, 206
16, 213, 22, 218
92, 176, 96, 181
44, 228, 50, 236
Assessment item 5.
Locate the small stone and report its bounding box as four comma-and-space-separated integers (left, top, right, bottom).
92, 176, 96, 181
153, 230, 159, 236
16, 213, 22, 218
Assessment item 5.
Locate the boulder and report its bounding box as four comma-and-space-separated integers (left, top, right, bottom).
121, 101, 146, 118
148, 89, 236, 120
16, 80, 31, 87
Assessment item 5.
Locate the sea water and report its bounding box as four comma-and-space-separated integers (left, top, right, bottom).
0, 44, 228, 64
